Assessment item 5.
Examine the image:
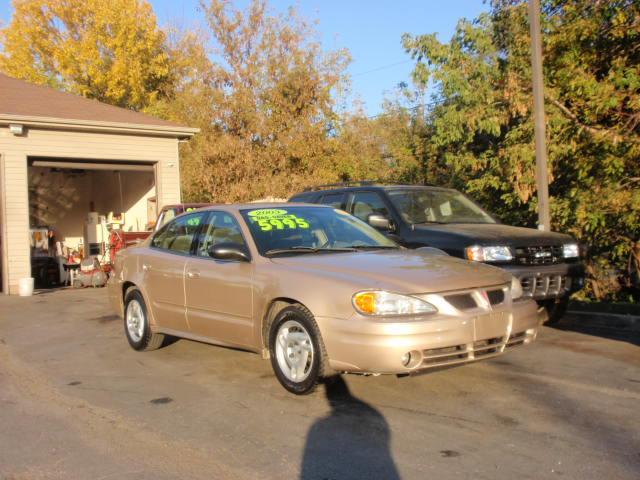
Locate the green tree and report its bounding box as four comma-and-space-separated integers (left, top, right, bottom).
174, 0, 351, 203
0, 0, 173, 110
403, 0, 640, 300
326, 80, 440, 187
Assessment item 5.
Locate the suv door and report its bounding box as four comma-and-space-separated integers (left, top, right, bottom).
347, 191, 402, 240
318, 192, 347, 210
143, 212, 206, 332
349, 191, 391, 222
184, 211, 254, 347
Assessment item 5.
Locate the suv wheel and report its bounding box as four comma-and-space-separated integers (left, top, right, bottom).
124, 289, 165, 351
269, 305, 330, 395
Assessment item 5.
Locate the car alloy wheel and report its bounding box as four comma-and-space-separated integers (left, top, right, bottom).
269, 304, 331, 395
274, 320, 315, 383
126, 298, 145, 343
123, 289, 165, 351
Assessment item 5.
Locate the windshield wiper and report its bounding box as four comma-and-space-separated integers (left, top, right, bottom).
413, 220, 448, 225
345, 245, 399, 250
264, 246, 355, 257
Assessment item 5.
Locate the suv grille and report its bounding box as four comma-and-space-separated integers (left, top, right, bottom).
520, 275, 570, 298
515, 245, 563, 265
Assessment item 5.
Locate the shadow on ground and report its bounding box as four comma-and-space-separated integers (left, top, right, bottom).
300, 376, 400, 480
551, 314, 640, 346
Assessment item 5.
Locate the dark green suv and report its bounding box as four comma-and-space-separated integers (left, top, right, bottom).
290, 182, 585, 323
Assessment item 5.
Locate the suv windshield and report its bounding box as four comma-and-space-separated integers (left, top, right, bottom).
241, 206, 397, 256
387, 189, 496, 225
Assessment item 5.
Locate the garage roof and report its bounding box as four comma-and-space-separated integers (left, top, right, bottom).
0, 73, 198, 138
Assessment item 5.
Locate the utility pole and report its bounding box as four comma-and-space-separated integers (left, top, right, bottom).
529, 0, 551, 231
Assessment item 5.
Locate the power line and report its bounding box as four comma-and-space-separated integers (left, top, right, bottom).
367, 102, 438, 119
351, 59, 414, 78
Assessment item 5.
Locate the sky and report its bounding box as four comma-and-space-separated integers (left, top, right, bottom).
0, 0, 487, 115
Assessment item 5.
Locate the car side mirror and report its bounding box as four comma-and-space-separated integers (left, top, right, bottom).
208, 243, 250, 262
367, 214, 394, 232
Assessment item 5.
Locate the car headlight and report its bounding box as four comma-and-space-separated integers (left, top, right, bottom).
511, 277, 523, 300
353, 291, 437, 316
465, 245, 513, 262
563, 243, 579, 258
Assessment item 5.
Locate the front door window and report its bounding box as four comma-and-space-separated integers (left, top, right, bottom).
196, 212, 247, 258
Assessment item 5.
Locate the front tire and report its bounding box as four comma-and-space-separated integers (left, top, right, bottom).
541, 297, 569, 325
124, 289, 165, 351
269, 305, 330, 395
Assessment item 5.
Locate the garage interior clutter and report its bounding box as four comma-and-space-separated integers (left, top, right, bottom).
28, 160, 157, 288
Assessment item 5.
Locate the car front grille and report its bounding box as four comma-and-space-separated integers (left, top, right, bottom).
486, 289, 505, 305
506, 331, 527, 347
419, 330, 534, 369
421, 336, 505, 368
506, 329, 537, 348
515, 245, 563, 265
443, 288, 506, 311
519, 275, 570, 298
445, 293, 478, 310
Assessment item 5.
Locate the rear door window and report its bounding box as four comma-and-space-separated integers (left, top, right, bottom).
151, 212, 206, 254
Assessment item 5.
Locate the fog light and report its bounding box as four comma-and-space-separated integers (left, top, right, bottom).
401, 352, 411, 366
401, 350, 422, 368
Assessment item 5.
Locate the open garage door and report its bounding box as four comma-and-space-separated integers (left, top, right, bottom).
27, 157, 157, 288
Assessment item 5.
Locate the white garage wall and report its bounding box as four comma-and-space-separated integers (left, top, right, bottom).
0, 126, 182, 294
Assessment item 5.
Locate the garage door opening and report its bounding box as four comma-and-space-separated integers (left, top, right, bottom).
27, 157, 157, 288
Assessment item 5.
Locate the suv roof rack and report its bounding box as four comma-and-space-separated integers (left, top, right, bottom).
303, 180, 437, 192
303, 180, 381, 192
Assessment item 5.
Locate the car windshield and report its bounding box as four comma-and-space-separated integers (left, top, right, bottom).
387, 189, 496, 225
240, 206, 398, 256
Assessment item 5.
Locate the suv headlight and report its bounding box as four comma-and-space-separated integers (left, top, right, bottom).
353, 291, 437, 316
563, 243, 579, 258
511, 277, 523, 300
465, 245, 513, 262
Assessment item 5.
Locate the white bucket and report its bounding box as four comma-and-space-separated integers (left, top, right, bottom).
18, 277, 34, 297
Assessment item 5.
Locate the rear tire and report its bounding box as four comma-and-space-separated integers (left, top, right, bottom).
124, 289, 165, 351
541, 297, 569, 325
268, 305, 330, 395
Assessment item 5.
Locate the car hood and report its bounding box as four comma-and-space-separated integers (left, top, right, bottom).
270, 250, 511, 293
414, 223, 573, 246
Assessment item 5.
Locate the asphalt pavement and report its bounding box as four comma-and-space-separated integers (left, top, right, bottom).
0, 288, 638, 480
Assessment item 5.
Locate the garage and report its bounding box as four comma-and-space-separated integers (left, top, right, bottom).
0, 73, 197, 294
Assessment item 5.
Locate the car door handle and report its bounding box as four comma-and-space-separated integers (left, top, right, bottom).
186, 270, 200, 279
142, 264, 151, 272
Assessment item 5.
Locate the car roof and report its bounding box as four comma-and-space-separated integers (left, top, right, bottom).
197, 202, 332, 213
162, 203, 213, 209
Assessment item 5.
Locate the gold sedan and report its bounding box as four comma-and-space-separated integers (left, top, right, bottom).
108, 204, 543, 394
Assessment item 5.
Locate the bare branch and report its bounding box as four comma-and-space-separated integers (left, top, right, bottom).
547, 97, 640, 145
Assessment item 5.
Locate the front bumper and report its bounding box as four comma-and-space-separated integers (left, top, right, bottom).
501, 262, 585, 301
317, 298, 543, 375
